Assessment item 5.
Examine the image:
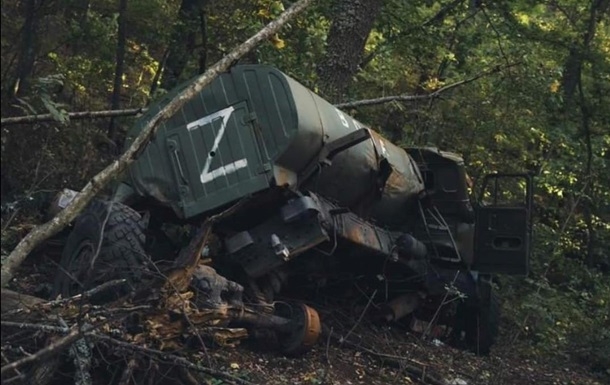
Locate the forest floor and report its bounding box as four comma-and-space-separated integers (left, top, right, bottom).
202, 317, 606, 385
5, 253, 607, 385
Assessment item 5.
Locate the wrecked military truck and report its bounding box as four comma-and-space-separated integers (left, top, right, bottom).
53, 65, 533, 355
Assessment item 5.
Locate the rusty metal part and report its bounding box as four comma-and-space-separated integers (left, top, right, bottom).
299, 304, 321, 348
273, 164, 298, 187
378, 293, 420, 322
275, 302, 322, 355
318, 195, 395, 258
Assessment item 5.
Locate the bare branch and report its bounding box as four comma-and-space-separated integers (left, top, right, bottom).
0, 0, 314, 288
326, 329, 448, 385
118, 358, 137, 385
2, 62, 519, 127
0, 325, 92, 375
0, 108, 146, 126
1, 321, 67, 332
335, 62, 520, 109
91, 333, 256, 385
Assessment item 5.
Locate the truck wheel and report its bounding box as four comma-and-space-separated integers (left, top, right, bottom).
53, 200, 148, 302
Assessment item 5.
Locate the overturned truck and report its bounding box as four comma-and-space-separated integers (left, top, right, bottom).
54, 65, 533, 355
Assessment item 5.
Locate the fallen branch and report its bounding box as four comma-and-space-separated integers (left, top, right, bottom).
341, 289, 376, 343
0, 324, 93, 376
335, 62, 520, 109
1, 321, 67, 333
1, 322, 254, 384
325, 327, 448, 385
0, 0, 314, 288
118, 358, 137, 385
0, 108, 146, 126
91, 333, 256, 385
2, 62, 519, 127
0, 283, 141, 321
0, 352, 23, 382
1, 289, 45, 314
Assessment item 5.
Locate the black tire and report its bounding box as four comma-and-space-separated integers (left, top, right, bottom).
53, 200, 149, 302
450, 279, 500, 355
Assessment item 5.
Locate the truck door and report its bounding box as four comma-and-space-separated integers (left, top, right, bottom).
473, 173, 533, 275
165, 101, 271, 218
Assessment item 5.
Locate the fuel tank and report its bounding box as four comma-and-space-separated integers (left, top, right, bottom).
124, 65, 424, 226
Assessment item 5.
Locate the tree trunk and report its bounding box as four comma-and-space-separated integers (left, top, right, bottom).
578, 73, 596, 267
160, 0, 209, 91
10, 0, 40, 99
316, 0, 383, 102
561, 0, 609, 265
561, 0, 609, 104
108, 0, 129, 145
198, 6, 208, 73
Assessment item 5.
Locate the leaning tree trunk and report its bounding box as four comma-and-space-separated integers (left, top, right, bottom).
316, 0, 383, 103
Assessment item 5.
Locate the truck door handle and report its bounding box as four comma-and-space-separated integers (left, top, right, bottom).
167, 140, 188, 185
173, 149, 188, 184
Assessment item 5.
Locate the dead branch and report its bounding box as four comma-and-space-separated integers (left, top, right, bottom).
325, 327, 448, 385
0, 318, 62, 385
0, 324, 92, 376
50, 278, 128, 304
0, 0, 314, 288
2, 62, 519, 128
1, 289, 45, 314
0, 284, 143, 322
91, 333, 256, 385
335, 62, 521, 109
0, 352, 23, 383
341, 289, 377, 343
0, 108, 146, 126
1, 321, 66, 333
118, 358, 137, 385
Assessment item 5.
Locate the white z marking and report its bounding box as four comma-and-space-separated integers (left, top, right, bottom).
336, 109, 349, 128
186, 106, 248, 184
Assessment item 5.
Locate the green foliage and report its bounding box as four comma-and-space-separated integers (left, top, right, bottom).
500, 250, 610, 372
12, 75, 69, 124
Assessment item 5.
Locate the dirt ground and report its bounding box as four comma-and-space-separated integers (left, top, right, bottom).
207, 316, 606, 385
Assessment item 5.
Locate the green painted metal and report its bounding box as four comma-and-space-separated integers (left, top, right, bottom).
124, 65, 424, 223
